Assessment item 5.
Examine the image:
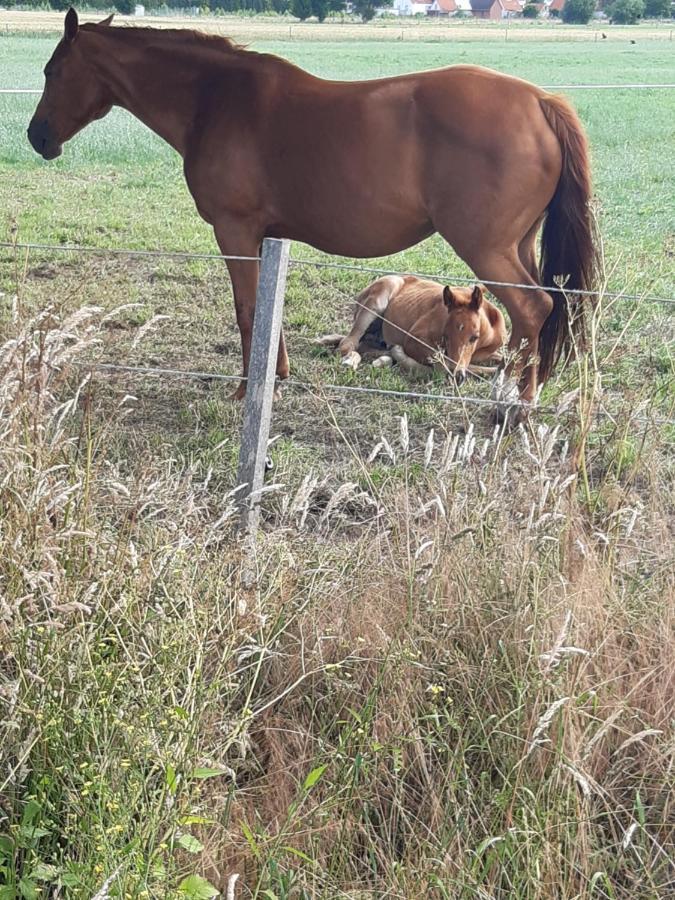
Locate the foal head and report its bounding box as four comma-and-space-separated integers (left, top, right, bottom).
27, 9, 114, 160
442, 285, 485, 381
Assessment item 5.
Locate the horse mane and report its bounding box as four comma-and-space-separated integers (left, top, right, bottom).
80, 23, 254, 58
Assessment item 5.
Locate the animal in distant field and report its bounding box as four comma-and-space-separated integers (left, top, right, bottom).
28, 10, 598, 418
317, 275, 507, 382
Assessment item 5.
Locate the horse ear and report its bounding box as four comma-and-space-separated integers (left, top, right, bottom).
443, 286, 456, 309
98, 13, 115, 26
64, 7, 79, 43
470, 285, 483, 310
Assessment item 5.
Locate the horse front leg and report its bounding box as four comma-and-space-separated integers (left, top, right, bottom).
214, 223, 288, 399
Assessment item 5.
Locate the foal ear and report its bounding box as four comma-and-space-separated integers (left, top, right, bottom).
64, 7, 79, 43
443, 286, 456, 309
470, 285, 483, 310
98, 13, 115, 26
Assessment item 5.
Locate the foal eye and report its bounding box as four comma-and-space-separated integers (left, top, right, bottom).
469, 335, 479, 344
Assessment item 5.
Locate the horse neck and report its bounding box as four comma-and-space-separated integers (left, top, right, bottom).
82, 29, 231, 157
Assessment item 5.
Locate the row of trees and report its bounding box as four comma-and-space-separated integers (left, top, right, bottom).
560, 0, 671, 23
11, 0, 391, 19
13, 0, 672, 20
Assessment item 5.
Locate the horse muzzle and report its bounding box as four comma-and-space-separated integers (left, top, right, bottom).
27, 119, 62, 160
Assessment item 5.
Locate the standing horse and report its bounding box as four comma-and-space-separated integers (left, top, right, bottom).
27, 9, 598, 414
317, 276, 506, 381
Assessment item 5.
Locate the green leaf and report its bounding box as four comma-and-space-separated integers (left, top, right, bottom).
302, 764, 327, 792
190, 767, 232, 781
0, 834, 14, 855
179, 815, 215, 826
31, 862, 59, 881
635, 791, 646, 828
19, 877, 38, 900
177, 834, 204, 854
590, 871, 615, 897
239, 821, 259, 859
282, 845, 314, 864
260, 892, 279, 900
21, 801, 41, 827
17, 826, 51, 847
177, 874, 219, 898
166, 764, 178, 796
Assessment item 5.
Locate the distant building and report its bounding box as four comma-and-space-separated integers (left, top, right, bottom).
391, 0, 523, 15
391, 0, 433, 13
428, 0, 459, 14
470, 0, 523, 17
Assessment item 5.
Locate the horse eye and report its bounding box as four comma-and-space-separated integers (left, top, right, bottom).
469, 335, 479, 343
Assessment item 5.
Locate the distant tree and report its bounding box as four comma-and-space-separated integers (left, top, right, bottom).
312, 0, 329, 19
49, 0, 73, 10
271, 0, 291, 11
522, 2, 539, 15
610, 0, 644, 19
114, 0, 135, 13
353, 0, 391, 19
643, 0, 669, 15
561, 0, 596, 22
291, 0, 313, 16
352, 0, 376, 18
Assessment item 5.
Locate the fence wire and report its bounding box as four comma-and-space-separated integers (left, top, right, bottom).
93, 362, 675, 428
1, 240, 673, 306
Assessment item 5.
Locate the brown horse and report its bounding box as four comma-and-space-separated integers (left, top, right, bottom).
317, 276, 506, 381
27, 9, 598, 412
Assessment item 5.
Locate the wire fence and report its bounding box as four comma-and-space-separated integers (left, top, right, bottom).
2, 236, 673, 428
2, 240, 674, 306
94, 362, 675, 428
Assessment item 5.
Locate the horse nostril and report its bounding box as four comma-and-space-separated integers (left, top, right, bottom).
455, 370, 467, 386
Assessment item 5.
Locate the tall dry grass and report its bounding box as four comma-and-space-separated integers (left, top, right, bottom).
0, 295, 672, 899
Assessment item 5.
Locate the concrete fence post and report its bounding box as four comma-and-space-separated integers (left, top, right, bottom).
236, 237, 290, 534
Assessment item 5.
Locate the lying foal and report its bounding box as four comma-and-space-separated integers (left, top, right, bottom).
319, 275, 506, 381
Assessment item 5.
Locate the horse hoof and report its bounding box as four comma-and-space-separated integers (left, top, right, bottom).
341, 350, 362, 371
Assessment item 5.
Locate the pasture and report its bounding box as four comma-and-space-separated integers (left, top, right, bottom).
0, 16, 674, 900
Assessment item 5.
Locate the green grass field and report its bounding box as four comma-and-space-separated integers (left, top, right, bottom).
0, 19, 674, 900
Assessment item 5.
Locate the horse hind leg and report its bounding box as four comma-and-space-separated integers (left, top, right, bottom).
466, 249, 554, 419
518, 217, 543, 283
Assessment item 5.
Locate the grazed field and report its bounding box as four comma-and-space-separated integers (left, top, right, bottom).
0, 18, 674, 900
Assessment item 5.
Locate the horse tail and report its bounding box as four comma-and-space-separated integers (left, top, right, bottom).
538, 93, 599, 382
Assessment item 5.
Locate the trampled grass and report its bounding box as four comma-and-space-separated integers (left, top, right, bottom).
0, 18, 674, 900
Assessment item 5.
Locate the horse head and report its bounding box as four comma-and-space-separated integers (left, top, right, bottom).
27, 9, 115, 161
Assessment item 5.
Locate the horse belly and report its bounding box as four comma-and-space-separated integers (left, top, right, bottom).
265, 90, 433, 257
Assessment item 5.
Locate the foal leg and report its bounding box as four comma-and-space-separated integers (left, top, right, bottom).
338, 276, 402, 369
390, 344, 431, 377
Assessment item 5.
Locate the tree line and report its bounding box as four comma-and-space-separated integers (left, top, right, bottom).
8, 0, 392, 22
8, 0, 672, 22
